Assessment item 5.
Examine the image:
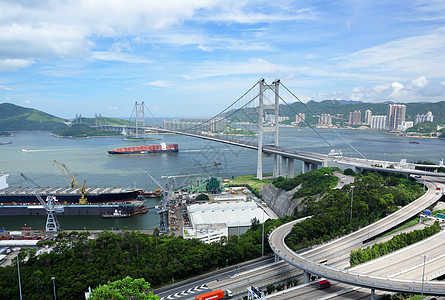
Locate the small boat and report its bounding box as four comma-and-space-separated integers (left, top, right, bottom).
409, 141, 419, 144
0, 141, 11, 145
139, 189, 163, 198
19, 149, 28, 152
102, 209, 130, 218
213, 162, 221, 166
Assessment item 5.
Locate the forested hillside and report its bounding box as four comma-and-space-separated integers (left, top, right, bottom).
0, 103, 68, 131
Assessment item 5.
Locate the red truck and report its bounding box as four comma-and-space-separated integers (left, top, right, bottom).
195, 289, 232, 300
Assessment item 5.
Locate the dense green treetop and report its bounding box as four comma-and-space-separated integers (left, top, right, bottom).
89, 276, 158, 300
272, 167, 338, 199
286, 171, 423, 250
406, 121, 438, 133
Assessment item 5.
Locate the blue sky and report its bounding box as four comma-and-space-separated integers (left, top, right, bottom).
1, 0, 445, 118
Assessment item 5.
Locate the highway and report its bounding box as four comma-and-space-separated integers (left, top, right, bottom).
268, 177, 445, 295
154, 256, 276, 300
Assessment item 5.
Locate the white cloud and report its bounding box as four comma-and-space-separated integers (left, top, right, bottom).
144, 80, 170, 87
184, 58, 296, 79
108, 106, 119, 110
198, 45, 212, 52
0, 85, 12, 91
0, 58, 35, 71
390, 82, 404, 97
412, 76, 429, 88
91, 51, 152, 63
332, 27, 445, 78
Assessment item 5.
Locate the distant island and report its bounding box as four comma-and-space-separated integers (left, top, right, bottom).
0, 103, 135, 138
223, 126, 256, 136
53, 124, 123, 139
0, 131, 12, 137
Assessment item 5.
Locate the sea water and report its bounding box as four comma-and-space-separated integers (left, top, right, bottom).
0, 128, 443, 230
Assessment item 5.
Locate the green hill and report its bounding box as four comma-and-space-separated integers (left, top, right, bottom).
406, 121, 438, 134
74, 116, 134, 126
54, 124, 122, 138
0, 103, 68, 131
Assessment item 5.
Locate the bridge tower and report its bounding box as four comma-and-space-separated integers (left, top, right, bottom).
257, 79, 281, 180
134, 101, 145, 137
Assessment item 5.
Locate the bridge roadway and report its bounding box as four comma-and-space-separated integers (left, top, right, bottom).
115, 125, 445, 178
269, 177, 445, 296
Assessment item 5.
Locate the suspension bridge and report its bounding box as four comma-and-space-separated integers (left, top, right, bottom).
101, 78, 445, 179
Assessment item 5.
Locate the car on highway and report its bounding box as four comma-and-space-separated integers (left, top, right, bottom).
316, 280, 331, 290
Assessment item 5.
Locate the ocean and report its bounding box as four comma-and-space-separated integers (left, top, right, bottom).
0, 128, 443, 230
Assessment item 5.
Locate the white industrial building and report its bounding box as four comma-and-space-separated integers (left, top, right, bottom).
185, 201, 271, 242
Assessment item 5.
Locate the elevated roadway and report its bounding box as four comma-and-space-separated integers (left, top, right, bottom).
269, 177, 445, 296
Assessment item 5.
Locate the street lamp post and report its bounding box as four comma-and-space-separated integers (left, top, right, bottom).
261, 210, 265, 256
17, 252, 22, 300
350, 186, 355, 227
51, 277, 57, 300
421, 254, 428, 300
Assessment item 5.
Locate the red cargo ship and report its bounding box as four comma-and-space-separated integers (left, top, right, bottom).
108, 142, 178, 154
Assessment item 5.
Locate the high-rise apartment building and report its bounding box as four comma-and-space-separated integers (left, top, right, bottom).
386, 104, 406, 130
364, 110, 372, 125
370, 115, 386, 130
295, 113, 305, 124
415, 111, 434, 125
318, 114, 332, 126
349, 110, 361, 125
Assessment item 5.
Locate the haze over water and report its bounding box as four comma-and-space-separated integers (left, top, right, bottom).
1, 128, 444, 230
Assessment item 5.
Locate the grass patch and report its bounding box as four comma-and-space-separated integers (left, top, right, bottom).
381, 218, 420, 237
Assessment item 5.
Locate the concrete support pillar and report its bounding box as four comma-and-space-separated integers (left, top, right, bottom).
288, 159, 294, 178
274, 254, 281, 263
280, 157, 287, 177
370, 289, 375, 300
302, 161, 309, 174
273, 155, 279, 178
303, 272, 311, 284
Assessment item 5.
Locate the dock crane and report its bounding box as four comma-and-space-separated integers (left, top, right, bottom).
53, 160, 88, 204
20, 173, 64, 233
53, 160, 78, 188
142, 170, 174, 234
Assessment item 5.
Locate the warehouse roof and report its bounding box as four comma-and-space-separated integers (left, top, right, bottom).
188, 201, 270, 227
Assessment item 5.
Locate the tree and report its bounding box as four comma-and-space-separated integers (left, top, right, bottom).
88, 276, 158, 300
196, 193, 209, 200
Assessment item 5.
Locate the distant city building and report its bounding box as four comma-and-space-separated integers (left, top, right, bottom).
349, 110, 362, 126
317, 114, 332, 126
295, 113, 305, 124
398, 121, 414, 131
163, 117, 227, 133
370, 115, 387, 130
264, 113, 289, 123
415, 111, 434, 125
386, 104, 406, 131
364, 110, 372, 125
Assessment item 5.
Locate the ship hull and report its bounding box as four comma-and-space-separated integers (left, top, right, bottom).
108, 143, 179, 155
0, 189, 140, 205
108, 149, 178, 154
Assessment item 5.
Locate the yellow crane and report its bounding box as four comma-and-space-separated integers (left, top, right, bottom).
53, 160, 88, 204
53, 160, 78, 188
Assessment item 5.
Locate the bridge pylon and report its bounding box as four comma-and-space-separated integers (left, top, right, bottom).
257, 79, 281, 180
134, 101, 145, 137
